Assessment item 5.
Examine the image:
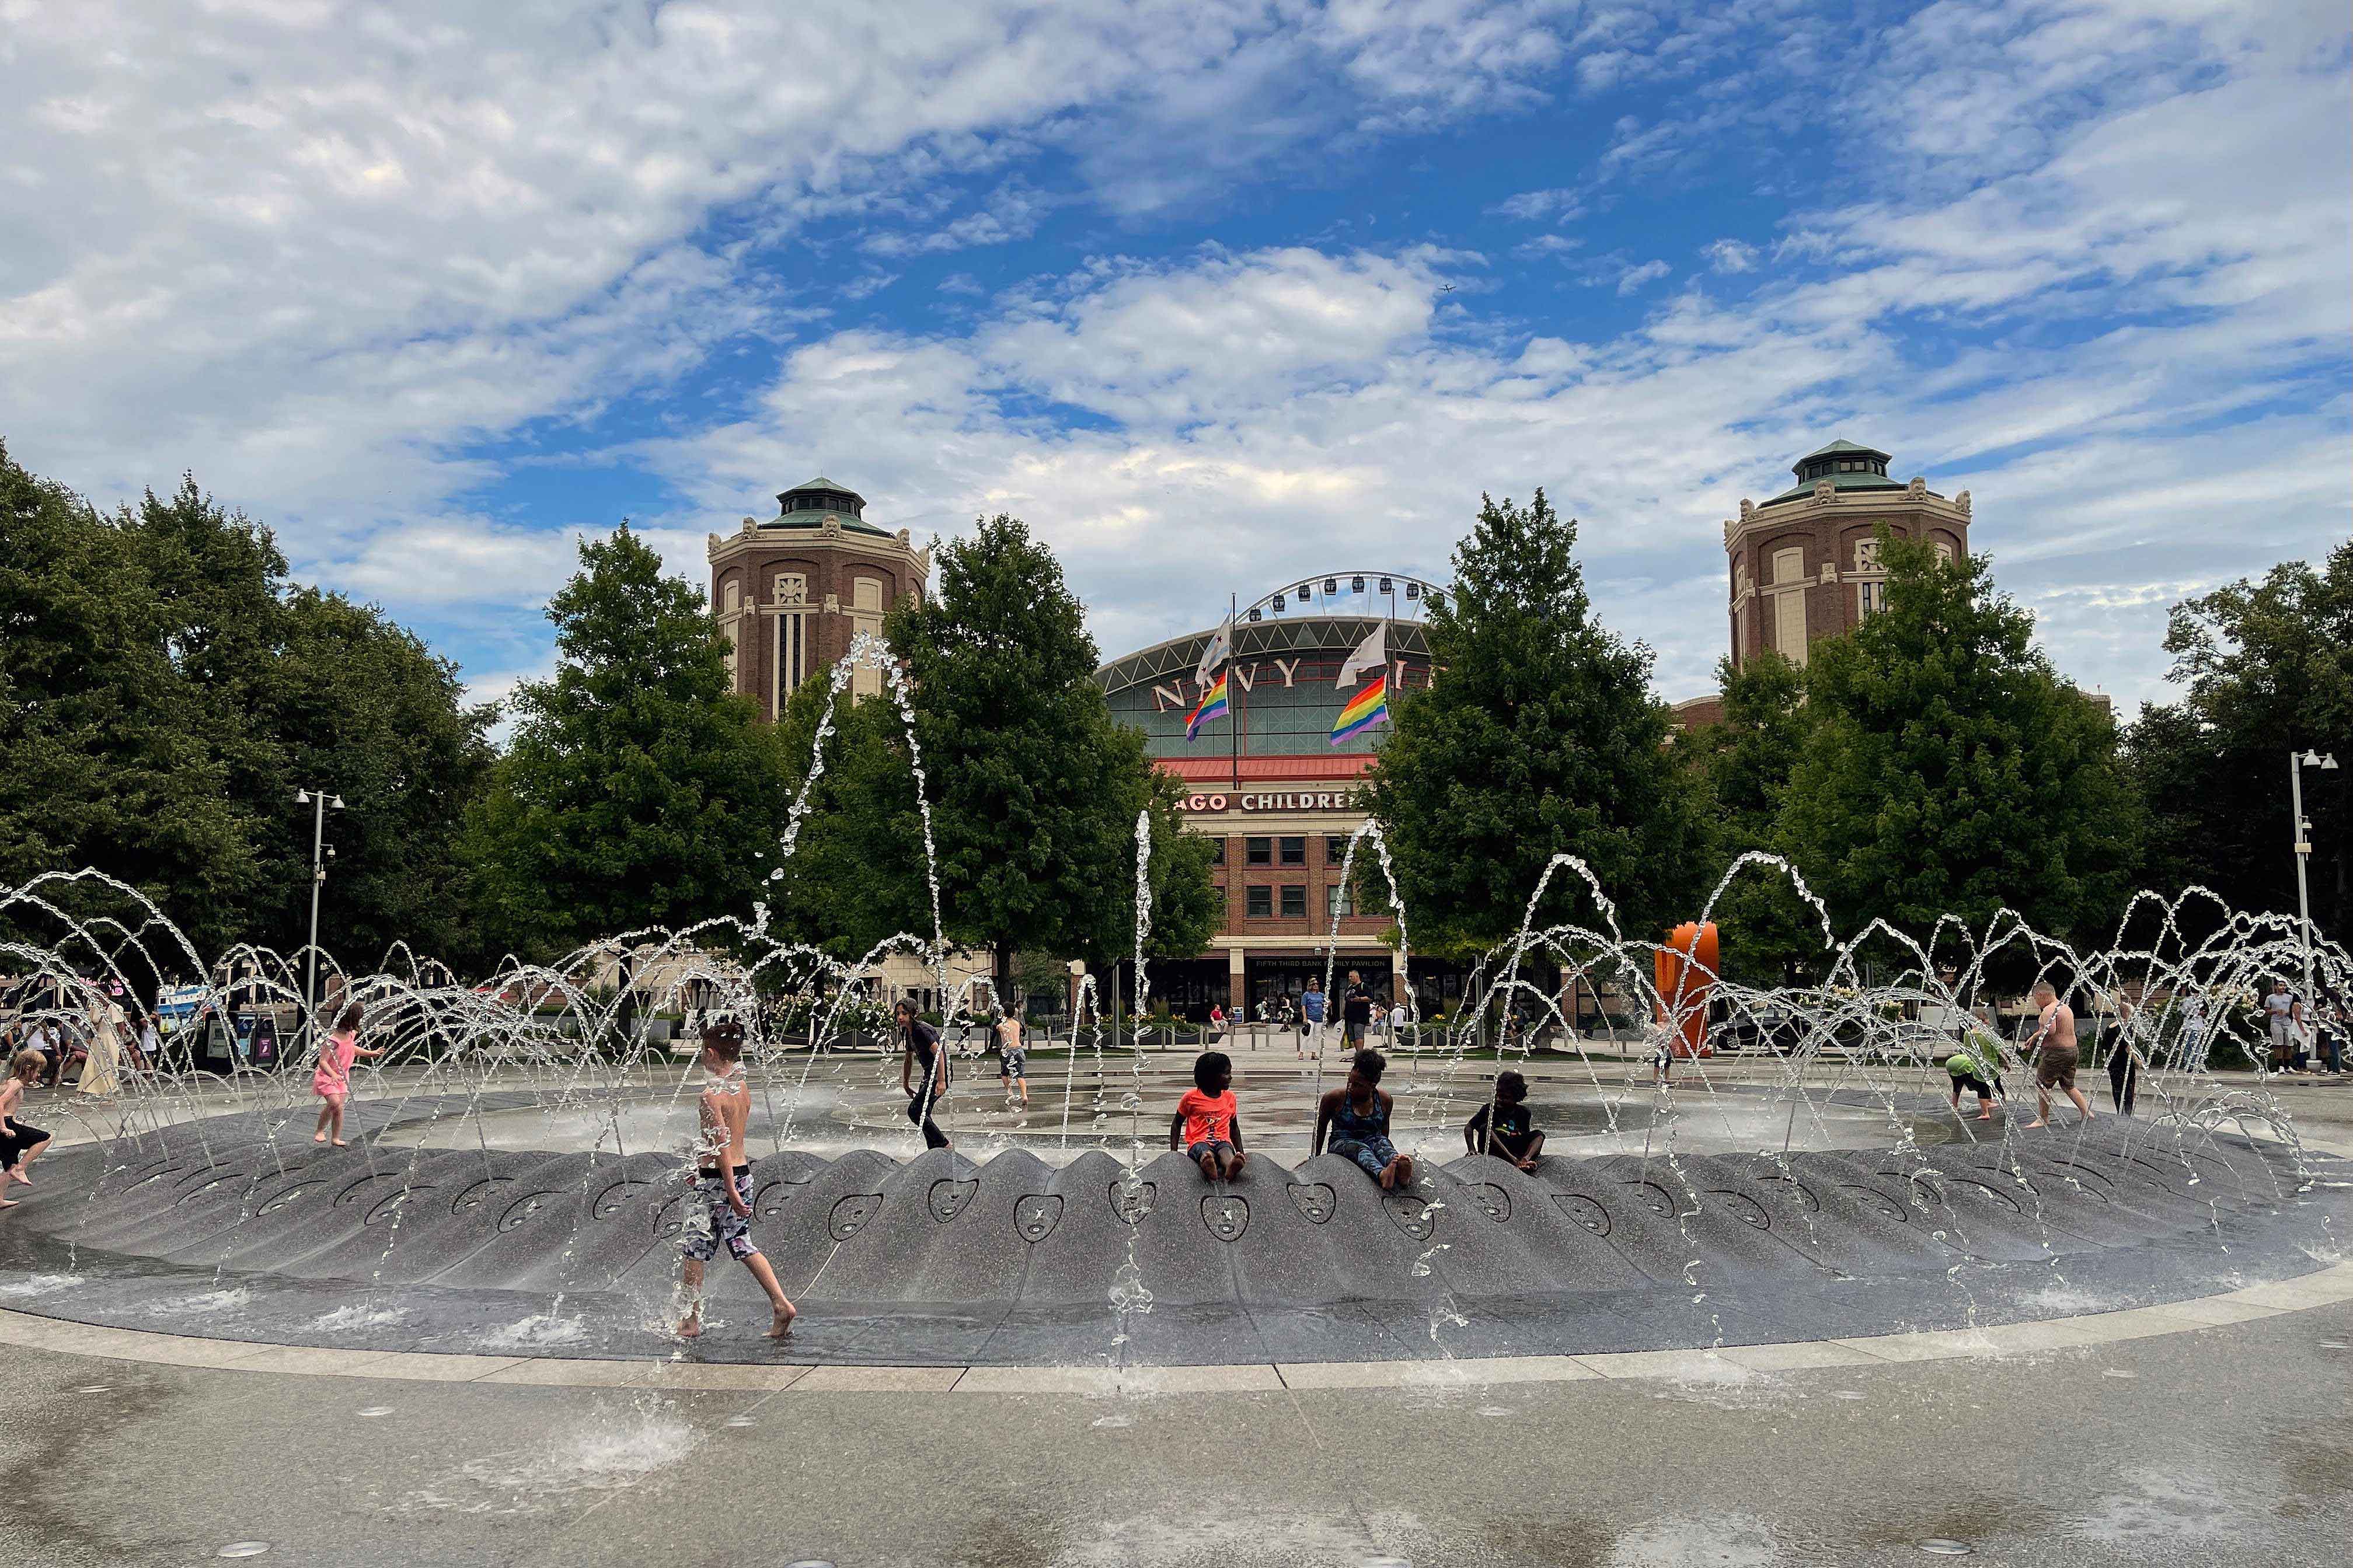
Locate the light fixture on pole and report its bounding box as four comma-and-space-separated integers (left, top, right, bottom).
295, 786, 345, 1045
2289, 750, 2338, 1012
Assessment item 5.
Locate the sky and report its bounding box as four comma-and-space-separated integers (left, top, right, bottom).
3, 0, 2347, 716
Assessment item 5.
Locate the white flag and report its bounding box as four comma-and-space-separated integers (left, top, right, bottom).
1336, 621, 1386, 687
1194, 618, 1232, 686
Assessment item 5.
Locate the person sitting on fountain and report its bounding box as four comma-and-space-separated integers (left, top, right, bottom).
1464, 1069, 1545, 1171
1944, 1011, 2006, 1122
311, 1000, 382, 1147
1316, 1047, 1414, 1190
1170, 1050, 1246, 1181
677, 1018, 797, 1341
0, 1051, 54, 1206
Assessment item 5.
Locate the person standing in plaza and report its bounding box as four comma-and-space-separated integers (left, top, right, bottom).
895, 998, 951, 1151
2106, 989, 2143, 1117
2264, 977, 2297, 1072
1299, 978, 1325, 1059
1342, 970, 1374, 1050
2178, 991, 2211, 1074
994, 1005, 1029, 1110
76, 993, 125, 1099
2023, 979, 2093, 1129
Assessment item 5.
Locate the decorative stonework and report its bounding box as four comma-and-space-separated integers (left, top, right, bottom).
1906, 476, 1928, 499
1956, 490, 1971, 514
1812, 480, 1836, 505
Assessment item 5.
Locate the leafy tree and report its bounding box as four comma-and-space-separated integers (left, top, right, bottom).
885, 515, 1217, 998
2125, 545, 2353, 931
1779, 530, 2139, 946
464, 525, 791, 957
0, 443, 253, 953
760, 668, 932, 961
1684, 649, 1825, 981
1360, 489, 1704, 953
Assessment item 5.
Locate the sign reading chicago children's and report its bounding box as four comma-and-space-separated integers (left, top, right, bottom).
1183, 791, 1368, 813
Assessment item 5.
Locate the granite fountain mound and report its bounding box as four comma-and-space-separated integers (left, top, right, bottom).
0, 1095, 2340, 1367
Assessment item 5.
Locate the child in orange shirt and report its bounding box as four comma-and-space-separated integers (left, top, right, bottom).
1169, 1050, 1246, 1181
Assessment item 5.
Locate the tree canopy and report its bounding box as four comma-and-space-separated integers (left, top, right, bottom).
1777, 530, 2139, 948
463, 524, 790, 958
1361, 488, 1704, 953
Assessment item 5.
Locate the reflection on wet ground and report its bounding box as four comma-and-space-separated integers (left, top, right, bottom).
374, 1054, 1969, 1164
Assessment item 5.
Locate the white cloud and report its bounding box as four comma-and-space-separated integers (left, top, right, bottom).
1702, 239, 1757, 273
1616, 259, 1671, 294
1492, 187, 1582, 222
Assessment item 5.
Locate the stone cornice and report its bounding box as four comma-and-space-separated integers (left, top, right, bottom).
1722, 480, 1972, 551
707, 514, 930, 578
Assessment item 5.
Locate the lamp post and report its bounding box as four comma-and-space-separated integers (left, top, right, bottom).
294, 788, 344, 1043
2289, 750, 2338, 1008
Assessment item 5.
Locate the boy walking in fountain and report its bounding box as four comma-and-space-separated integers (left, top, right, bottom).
995, 1005, 1029, 1110
1315, 1047, 1414, 1190
677, 1018, 796, 1340
311, 1000, 381, 1147
1465, 1069, 1545, 1170
1170, 1050, 1246, 1181
2022, 980, 2093, 1129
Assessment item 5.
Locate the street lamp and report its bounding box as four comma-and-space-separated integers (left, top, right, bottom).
2289, 750, 2338, 1008
294, 788, 345, 1044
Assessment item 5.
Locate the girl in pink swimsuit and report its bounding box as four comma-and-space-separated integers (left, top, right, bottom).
312, 1001, 381, 1147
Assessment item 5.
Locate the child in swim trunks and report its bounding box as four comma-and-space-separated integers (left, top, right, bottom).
677, 1019, 796, 1340
1316, 1048, 1414, 1190
1170, 1050, 1246, 1181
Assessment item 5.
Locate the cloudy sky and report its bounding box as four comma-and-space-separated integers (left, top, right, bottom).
4, 0, 2346, 713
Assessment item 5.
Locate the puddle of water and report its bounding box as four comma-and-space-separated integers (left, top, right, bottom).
477, 1313, 587, 1350
401, 1402, 695, 1516
1609, 1513, 1782, 1566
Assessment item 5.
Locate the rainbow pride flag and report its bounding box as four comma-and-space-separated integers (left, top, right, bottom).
1330, 674, 1389, 746
1186, 672, 1230, 741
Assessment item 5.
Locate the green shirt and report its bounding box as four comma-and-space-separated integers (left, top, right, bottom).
1946, 1030, 2002, 1081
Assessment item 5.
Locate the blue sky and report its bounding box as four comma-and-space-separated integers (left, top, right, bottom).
4, 1, 2347, 714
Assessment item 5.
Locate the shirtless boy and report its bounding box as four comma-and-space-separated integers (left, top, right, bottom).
2022, 980, 2094, 1129
677, 1019, 796, 1340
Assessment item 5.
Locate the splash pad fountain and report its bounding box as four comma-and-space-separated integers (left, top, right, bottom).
3, 641, 2348, 1371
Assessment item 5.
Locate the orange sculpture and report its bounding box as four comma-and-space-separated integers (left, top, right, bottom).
1654, 921, 1719, 1059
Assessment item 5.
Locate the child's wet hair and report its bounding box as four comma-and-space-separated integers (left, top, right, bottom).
9, 1051, 43, 1081
1194, 1050, 1231, 1091
702, 1017, 745, 1063
1351, 1047, 1386, 1084
1495, 1069, 1527, 1102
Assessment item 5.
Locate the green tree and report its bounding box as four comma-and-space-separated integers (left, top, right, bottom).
2125, 544, 2353, 931
760, 669, 932, 962
1361, 489, 1704, 952
886, 515, 1216, 997
1779, 531, 2139, 945
1684, 649, 1825, 981
464, 524, 791, 956
0, 443, 254, 953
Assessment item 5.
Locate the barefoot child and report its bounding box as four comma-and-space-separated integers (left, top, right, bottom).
1170, 1050, 1246, 1181
311, 1001, 381, 1147
1315, 1047, 1414, 1190
0, 1053, 54, 1207
995, 1007, 1030, 1110
1465, 1069, 1545, 1170
677, 1019, 796, 1341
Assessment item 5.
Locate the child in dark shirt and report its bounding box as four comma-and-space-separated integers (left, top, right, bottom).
1464, 1070, 1545, 1171
1170, 1050, 1246, 1181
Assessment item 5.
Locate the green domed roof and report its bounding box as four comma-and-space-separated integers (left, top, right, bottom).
1759, 437, 1929, 508
768, 477, 891, 536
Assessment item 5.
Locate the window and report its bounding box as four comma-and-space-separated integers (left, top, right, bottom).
1324, 833, 1350, 865
776, 612, 808, 700
721, 633, 737, 687
1774, 589, 1808, 666
1279, 885, 1308, 919
1326, 883, 1357, 920
1934, 540, 1957, 565
1209, 839, 1226, 867
1246, 837, 1272, 866
1770, 546, 1804, 585
1859, 580, 1883, 617
721, 580, 740, 614
1278, 836, 1306, 865
1246, 885, 1272, 918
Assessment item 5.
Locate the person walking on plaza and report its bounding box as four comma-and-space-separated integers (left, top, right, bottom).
2023, 980, 2093, 1129
994, 1005, 1029, 1110
0, 1052, 54, 1206
1299, 978, 1326, 1059
2312, 986, 2347, 1076
895, 999, 951, 1151
1342, 970, 1374, 1050
2106, 989, 2145, 1117
2178, 991, 2211, 1074
676, 1018, 796, 1341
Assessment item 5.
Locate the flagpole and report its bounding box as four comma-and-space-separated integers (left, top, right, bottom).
1228, 592, 1240, 793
